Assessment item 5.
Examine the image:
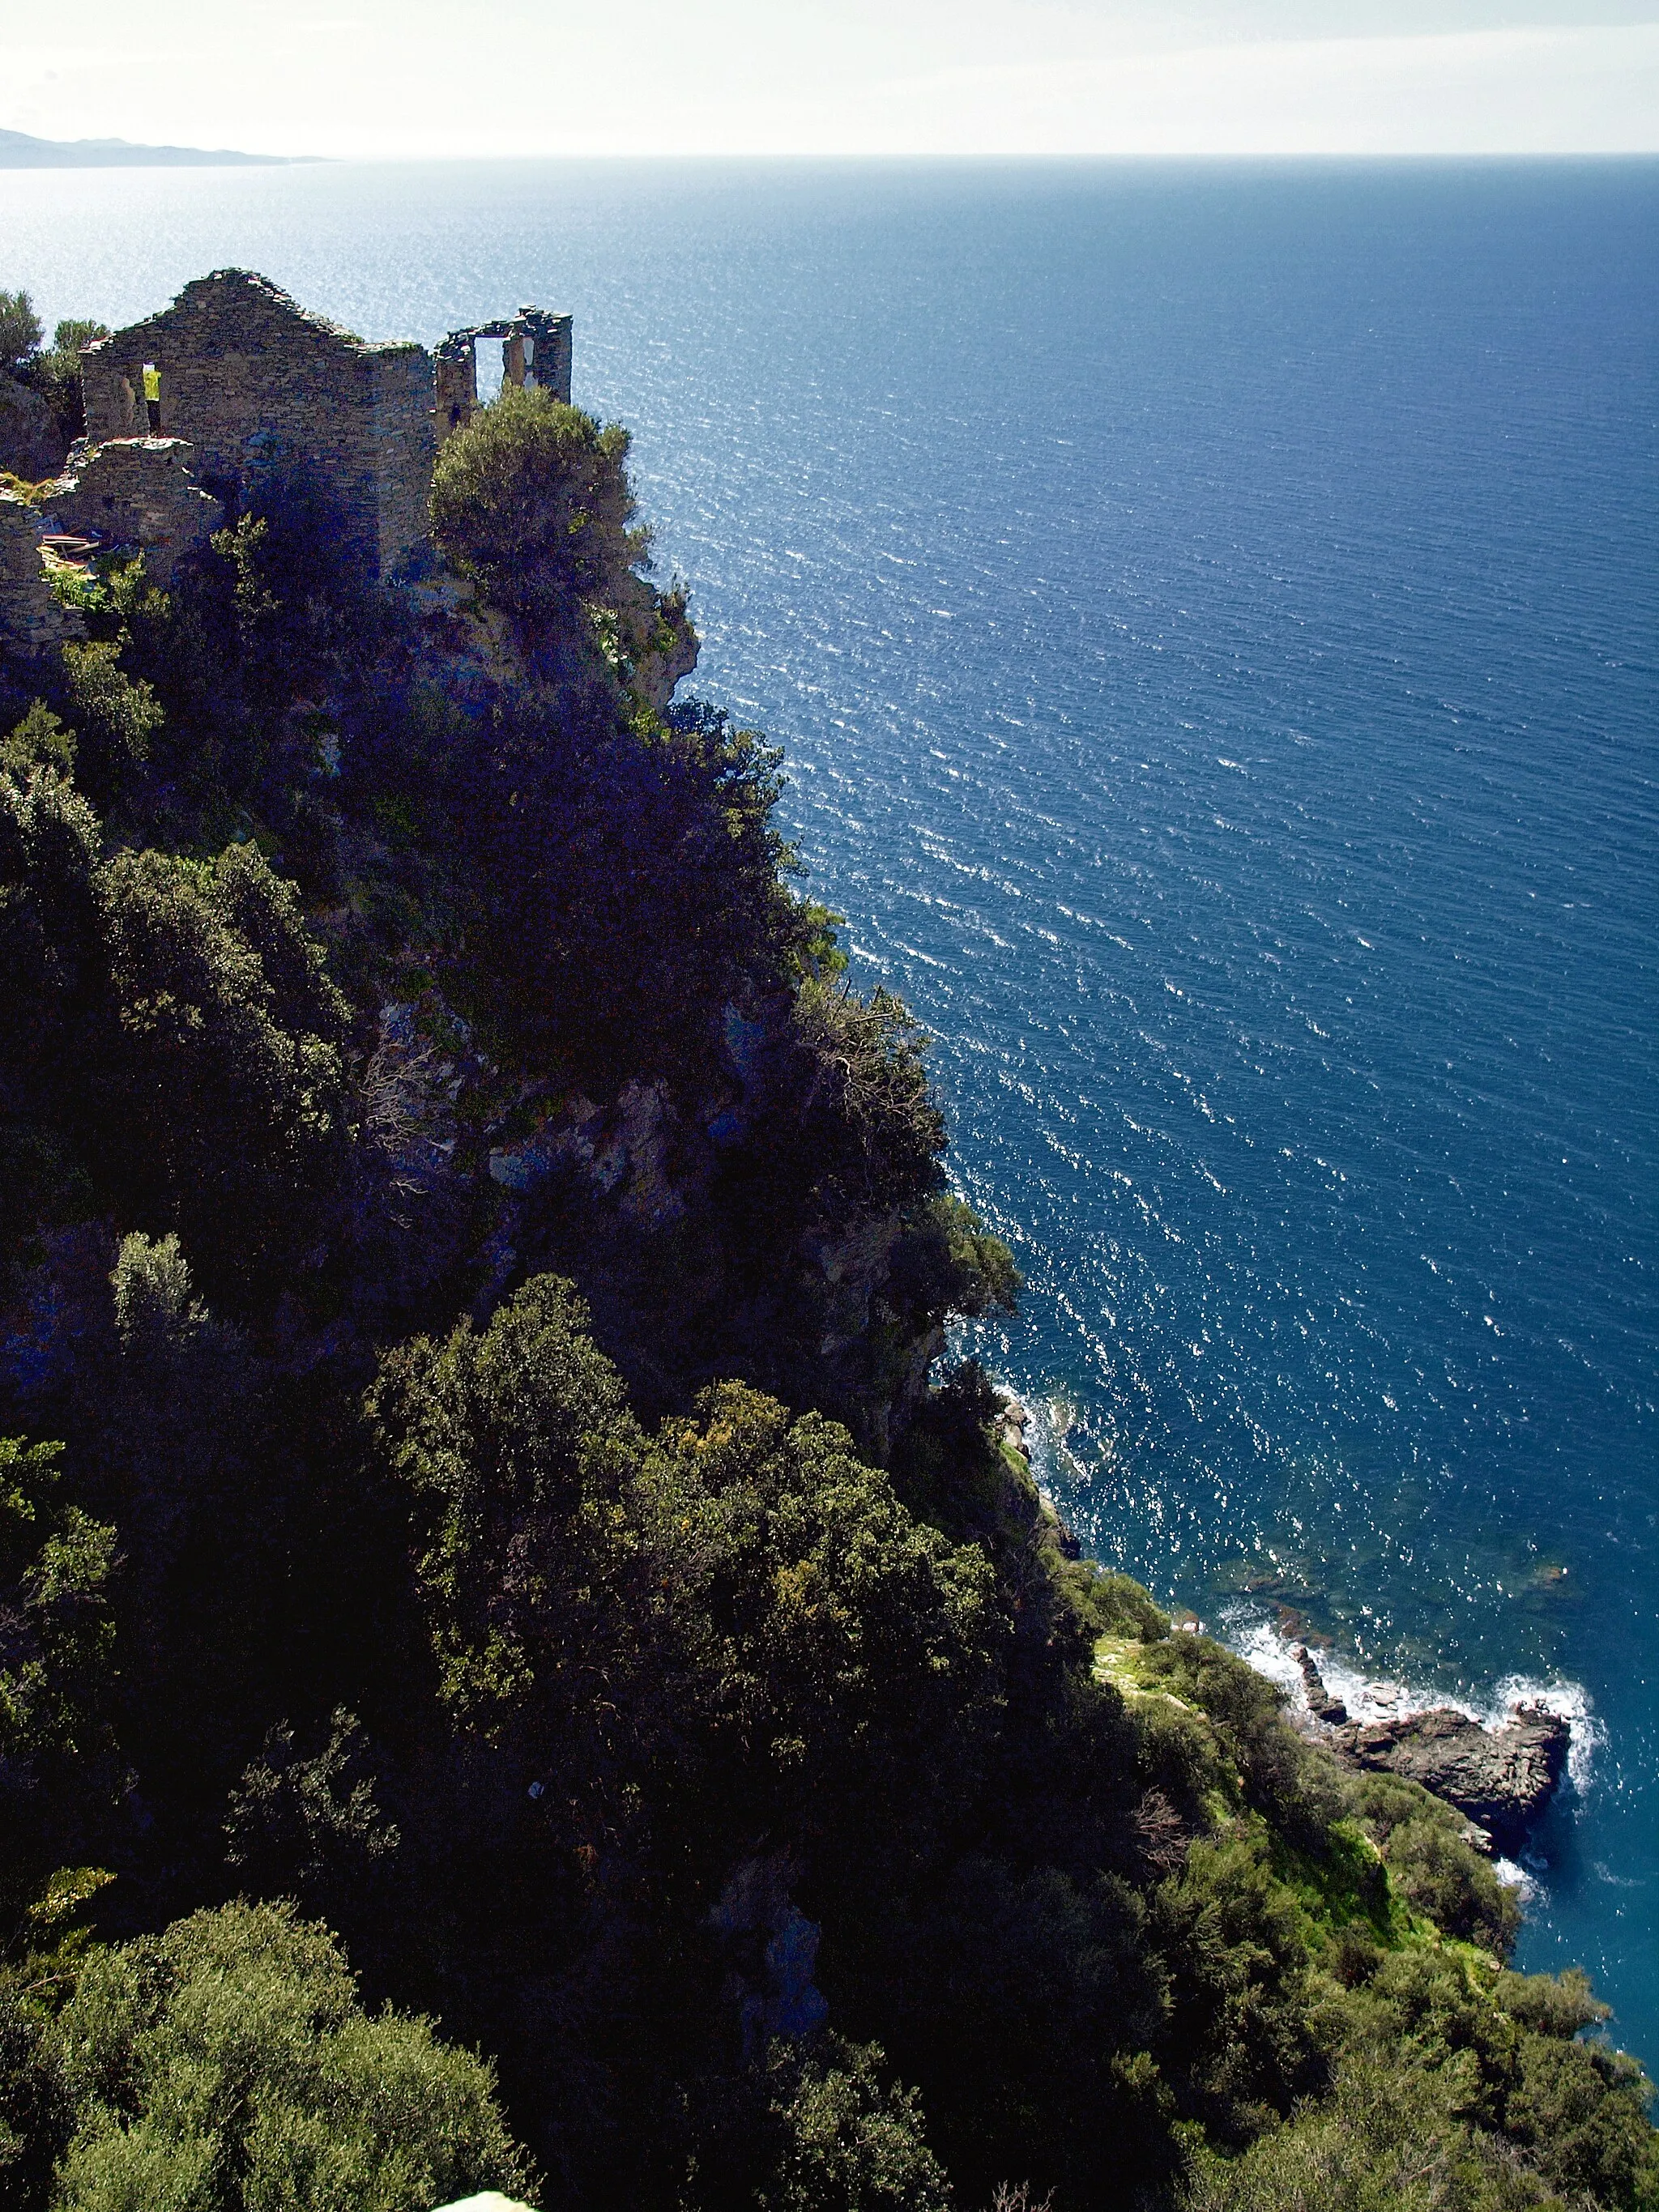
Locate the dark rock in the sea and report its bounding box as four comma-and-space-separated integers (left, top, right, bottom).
1294, 1644, 1348, 1726
1333, 1703, 1569, 1853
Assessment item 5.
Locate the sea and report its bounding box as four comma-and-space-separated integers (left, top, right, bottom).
3, 154, 1655, 2061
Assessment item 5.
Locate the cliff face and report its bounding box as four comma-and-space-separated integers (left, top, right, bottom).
0, 367, 1650, 2212
1, 372, 996, 1465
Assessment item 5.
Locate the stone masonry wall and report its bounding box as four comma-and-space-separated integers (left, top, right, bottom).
372, 349, 438, 582
78, 271, 576, 584
0, 489, 83, 663
46, 438, 224, 588
81, 270, 436, 578
433, 309, 574, 442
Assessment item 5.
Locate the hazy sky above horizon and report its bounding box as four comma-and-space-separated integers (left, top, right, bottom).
3, 0, 1657, 159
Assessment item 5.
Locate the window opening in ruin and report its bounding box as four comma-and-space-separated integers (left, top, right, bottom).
143, 363, 161, 433
474, 340, 508, 407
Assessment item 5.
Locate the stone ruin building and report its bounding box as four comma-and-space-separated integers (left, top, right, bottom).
1, 268, 573, 663
435, 309, 573, 439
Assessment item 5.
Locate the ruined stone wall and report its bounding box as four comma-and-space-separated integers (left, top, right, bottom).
78, 271, 574, 582
530, 313, 573, 405
0, 489, 83, 663
433, 309, 574, 444
0, 370, 63, 480
435, 351, 477, 439
46, 439, 224, 588
372, 349, 439, 582
81, 271, 436, 578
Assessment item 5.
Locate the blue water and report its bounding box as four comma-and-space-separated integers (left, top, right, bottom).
4, 156, 1656, 2056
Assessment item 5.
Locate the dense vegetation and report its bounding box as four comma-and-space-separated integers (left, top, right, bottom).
0, 367, 1653, 2212
1, 292, 107, 474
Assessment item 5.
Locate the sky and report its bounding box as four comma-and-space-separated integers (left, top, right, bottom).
2, 0, 1657, 159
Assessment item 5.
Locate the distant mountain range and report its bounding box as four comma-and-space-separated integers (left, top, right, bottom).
0, 127, 309, 168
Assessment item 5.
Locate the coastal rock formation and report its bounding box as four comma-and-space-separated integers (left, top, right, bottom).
1333, 1702, 1570, 1854
1293, 1643, 1349, 1724
1291, 1644, 1568, 1850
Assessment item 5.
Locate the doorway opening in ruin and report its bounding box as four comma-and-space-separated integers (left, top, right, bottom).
474, 340, 508, 407
142, 362, 161, 433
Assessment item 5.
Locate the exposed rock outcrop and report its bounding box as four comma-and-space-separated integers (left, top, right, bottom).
634, 595, 700, 714
1333, 1701, 1570, 1854
710, 1852, 830, 2061
1293, 1643, 1348, 1725
1290, 1643, 1568, 1852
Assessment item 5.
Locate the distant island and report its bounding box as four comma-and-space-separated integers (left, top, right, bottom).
0, 126, 309, 168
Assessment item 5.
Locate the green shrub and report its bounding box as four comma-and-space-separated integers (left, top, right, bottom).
1382, 1817, 1520, 1955
439, 689, 802, 1097
788, 978, 946, 1213
50, 1900, 535, 2212
0, 767, 352, 1311
1344, 1774, 1520, 1955
1141, 1635, 1344, 1854
1154, 1831, 1327, 2143
2, 703, 76, 781
60, 642, 162, 803
645, 1377, 1004, 1855
1072, 1565, 1171, 1642
1494, 1967, 1608, 2040
884, 1193, 1021, 1326
759, 2037, 952, 2212
1506, 2034, 1659, 2208
0, 1436, 118, 1887
367, 1271, 643, 1727
1182, 2056, 1559, 2212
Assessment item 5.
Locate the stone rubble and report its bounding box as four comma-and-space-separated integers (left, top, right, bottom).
43, 437, 224, 587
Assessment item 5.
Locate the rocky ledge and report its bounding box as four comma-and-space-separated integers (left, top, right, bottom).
1294, 1648, 1570, 1854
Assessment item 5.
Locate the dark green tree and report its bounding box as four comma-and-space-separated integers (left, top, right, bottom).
430, 386, 650, 671
0, 1438, 119, 1912
758, 2036, 953, 2212
0, 292, 42, 377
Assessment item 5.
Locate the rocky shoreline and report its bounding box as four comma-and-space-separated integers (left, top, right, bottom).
1291, 1645, 1571, 1856
1000, 1412, 1576, 1862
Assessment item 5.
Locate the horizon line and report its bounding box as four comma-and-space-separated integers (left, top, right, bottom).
9, 147, 1659, 168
